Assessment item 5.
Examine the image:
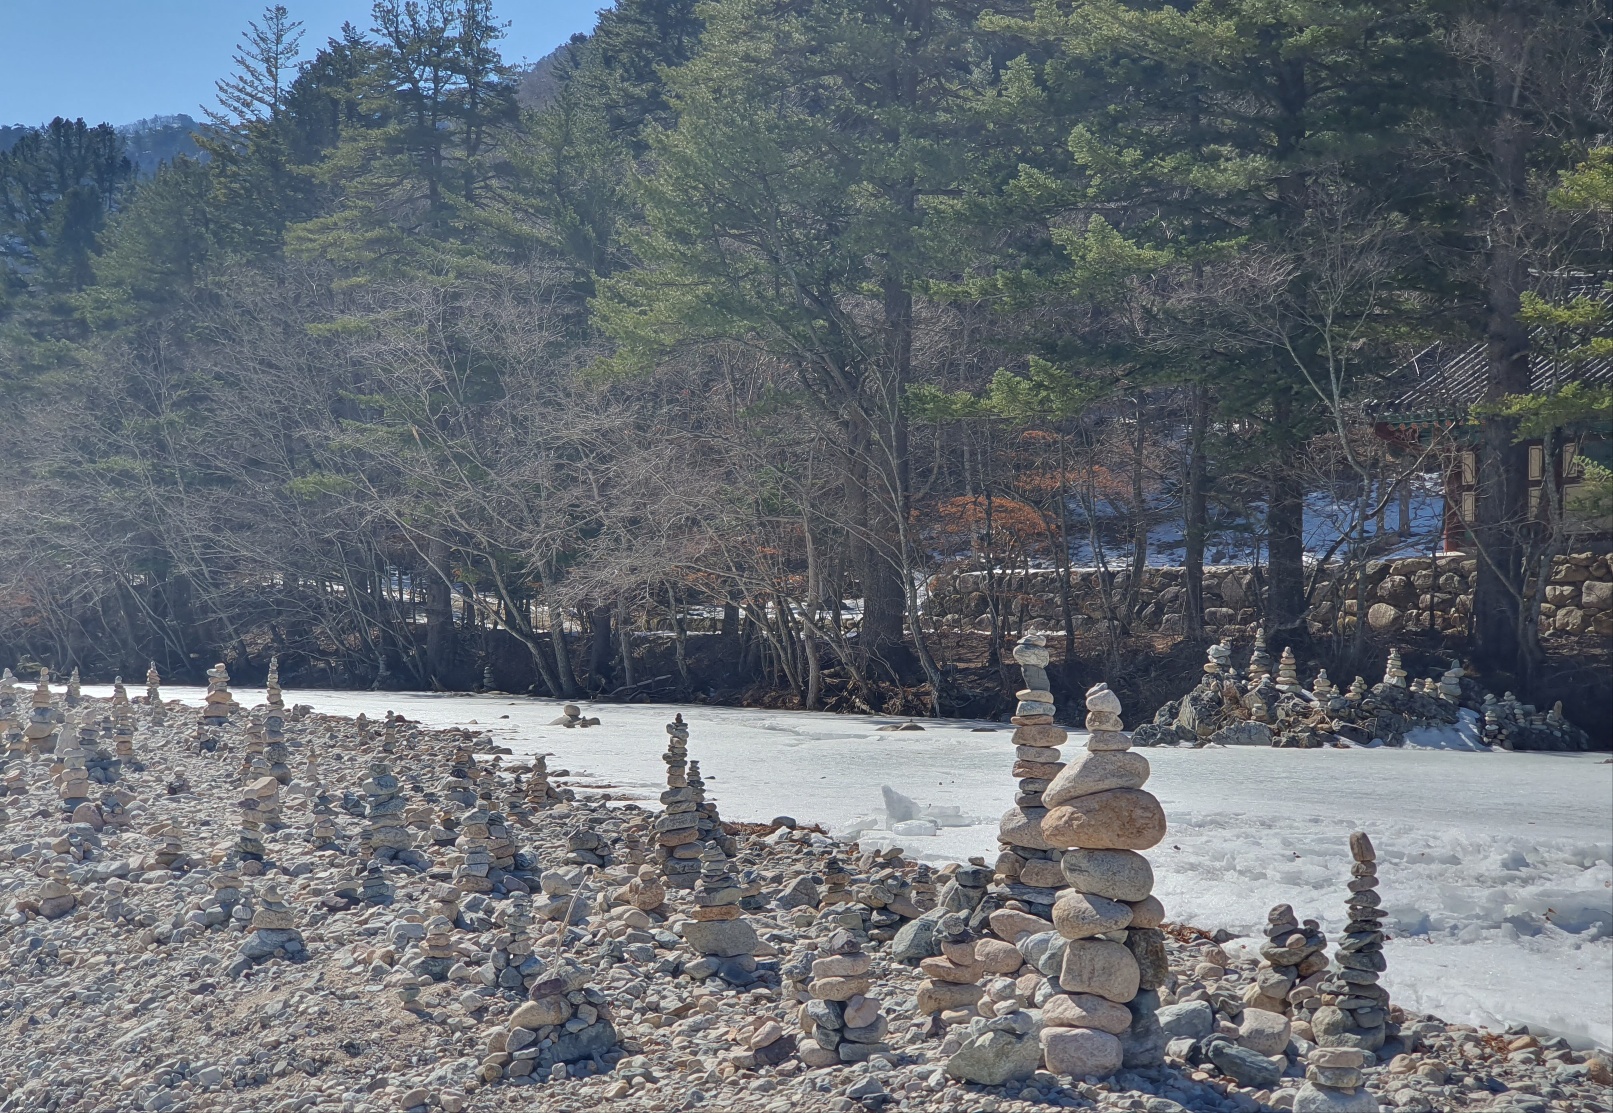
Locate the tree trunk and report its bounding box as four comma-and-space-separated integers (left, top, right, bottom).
587, 604, 614, 691
1267, 459, 1307, 645
424, 538, 456, 687
1184, 387, 1209, 637
548, 604, 578, 698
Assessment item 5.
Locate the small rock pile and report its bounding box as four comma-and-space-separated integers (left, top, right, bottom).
53, 714, 95, 815
682, 838, 760, 985
262, 701, 291, 783
797, 928, 886, 1065
1248, 903, 1329, 1016
1295, 1046, 1377, 1112
1306, 831, 1390, 1052
66, 667, 83, 707
362, 761, 413, 861
235, 777, 278, 864
199, 661, 233, 731
524, 753, 563, 810
111, 677, 139, 769
453, 807, 497, 894
550, 702, 601, 728
266, 655, 284, 708
486, 960, 618, 1083
0, 668, 20, 756
25, 671, 58, 756
234, 880, 306, 973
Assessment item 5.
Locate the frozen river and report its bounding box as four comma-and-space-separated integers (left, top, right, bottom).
94, 685, 1613, 1048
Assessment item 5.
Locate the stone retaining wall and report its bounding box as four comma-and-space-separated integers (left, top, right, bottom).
928, 553, 1613, 642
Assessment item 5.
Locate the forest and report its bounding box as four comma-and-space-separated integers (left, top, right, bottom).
0, 0, 1609, 719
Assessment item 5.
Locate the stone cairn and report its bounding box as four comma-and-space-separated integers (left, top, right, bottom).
362, 761, 411, 860
1306, 832, 1390, 1053
111, 678, 138, 769
1247, 903, 1329, 1017
235, 880, 306, 972
35, 867, 78, 919
266, 655, 284, 708
484, 958, 617, 1085
481, 664, 497, 692
53, 714, 95, 815
683, 838, 760, 985
65, 667, 82, 708
654, 714, 702, 891
1438, 660, 1463, 702
25, 671, 58, 756
797, 927, 884, 1067
453, 807, 496, 894
992, 634, 1067, 923
145, 661, 163, 721
524, 754, 563, 810
83, 710, 120, 786
1035, 681, 1167, 1079
486, 891, 537, 988
1275, 647, 1303, 694
1248, 629, 1273, 679
150, 820, 186, 872
241, 716, 270, 778
197, 662, 232, 750
550, 702, 600, 728
1382, 649, 1407, 689
235, 777, 281, 865
262, 700, 291, 784
0, 669, 20, 757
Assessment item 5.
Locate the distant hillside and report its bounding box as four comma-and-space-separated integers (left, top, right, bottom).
518, 41, 579, 109
1, 114, 202, 175
118, 114, 203, 175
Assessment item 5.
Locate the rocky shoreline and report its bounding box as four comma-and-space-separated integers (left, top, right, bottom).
1, 675, 1608, 1113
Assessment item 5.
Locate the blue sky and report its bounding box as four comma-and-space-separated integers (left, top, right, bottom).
0, 0, 603, 127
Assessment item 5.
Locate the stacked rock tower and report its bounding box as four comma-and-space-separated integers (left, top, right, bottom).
1307, 832, 1390, 1052
1036, 681, 1167, 1078
993, 634, 1067, 922
655, 714, 702, 891
25, 671, 57, 756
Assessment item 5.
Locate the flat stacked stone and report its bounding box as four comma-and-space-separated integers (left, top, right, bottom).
1248, 903, 1329, 1016
111, 678, 139, 769
262, 701, 290, 784
1438, 660, 1463, 702
360, 860, 395, 905
485, 960, 617, 1083
236, 881, 306, 969
993, 634, 1066, 923
65, 667, 82, 708
488, 892, 538, 989
1383, 650, 1407, 689
1309, 832, 1389, 1052
415, 914, 458, 980
654, 714, 702, 891
199, 661, 233, 728
150, 820, 186, 872
486, 810, 517, 871
25, 671, 58, 756
1293, 1046, 1377, 1112
453, 807, 496, 893
796, 927, 884, 1065
53, 714, 94, 813
266, 655, 284, 708
362, 761, 411, 859
145, 661, 162, 720
1037, 682, 1167, 1078
36, 869, 78, 919
524, 754, 562, 810
0, 669, 20, 757
1276, 647, 1303, 694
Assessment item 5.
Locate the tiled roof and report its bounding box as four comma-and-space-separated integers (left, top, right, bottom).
1372, 285, 1613, 425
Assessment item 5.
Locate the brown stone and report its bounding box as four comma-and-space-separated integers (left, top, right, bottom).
1012, 759, 1065, 780
974, 939, 1024, 975
1041, 992, 1133, 1034
1012, 724, 1069, 748
690, 904, 742, 921
1044, 750, 1151, 807
1042, 789, 1166, 850
989, 908, 1054, 942
1058, 939, 1140, 1003
1051, 891, 1133, 939
916, 981, 984, 1014
1125, 895, 1165, 929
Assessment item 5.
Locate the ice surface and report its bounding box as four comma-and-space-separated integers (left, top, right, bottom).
98, 685, 1612, 1047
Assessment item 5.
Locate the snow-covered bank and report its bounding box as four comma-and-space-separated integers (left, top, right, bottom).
95, 685, 1613, 1048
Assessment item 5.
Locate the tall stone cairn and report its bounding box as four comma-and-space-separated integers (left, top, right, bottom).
654, 714, 702, 891
1248, 630, 1273, 679
262, 700, 290, 784
266, 655, 284, 708
1382, 650, 1407, 689
145, 661, 163, 720
111, 677, 137, 767
54, 714, 95, 813
0, 669, 20, 757
25, 671, 58, 756
65, 667, 82, 708
1309, 832, 1390, 1052
362, 761, 411, 860
524, 754, 562, 810
199, 662, 233, 740
1275, 647, 1303, 694
1437, 660, 1463, 702
798, 928, 882, 1066
1036, 682, 1168, 1078
993, 635, 1066, 922
1248, 903, 1329, 1016
453, 807, 496, 893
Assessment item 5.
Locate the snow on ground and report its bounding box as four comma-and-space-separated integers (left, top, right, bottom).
99, 685, 1613, 1048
